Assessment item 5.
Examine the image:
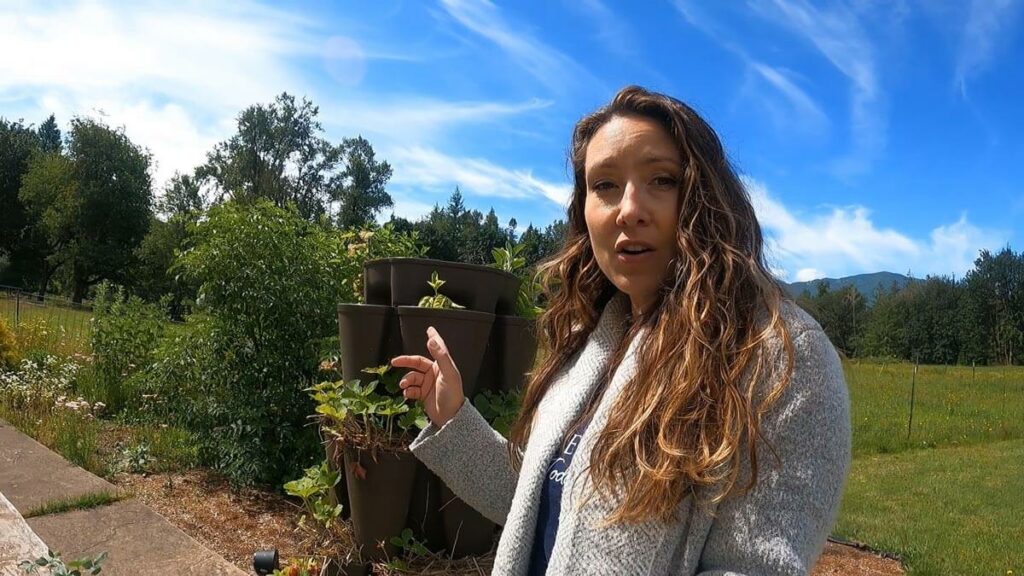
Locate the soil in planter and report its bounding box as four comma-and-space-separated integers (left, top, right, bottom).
343, 447, 418, 562
396, 306, 495, 399
388, 258, 518, 313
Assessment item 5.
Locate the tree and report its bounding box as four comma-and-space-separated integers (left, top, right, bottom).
334, 136, 393, 228
0, 118, 43, 286
19, 117, 153, 302
37, 115, 62, 154
133, 173, 206, 316
961, 246, 1024, 365
795, 281, 867, 357
199, 93, 345, 221
17, 152, 77, 296
157, 171, 205, 219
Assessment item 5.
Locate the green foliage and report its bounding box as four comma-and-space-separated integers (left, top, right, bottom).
0, 317, 18, 369
283, 460, 343, 530
473, 389, 522, 438
16, 151, 76, 296
199, 92, 393, 223
20, 550, 107, 576
15, 116, 153, 301
60, 117, 153, 301
116, 441, 152, 474
416, 271, 464, 309
403, 189, 515, 265
384, 528, 431, 570
89, 282, 166, 412
50, 410, 103, 476
334, 136, 394, 228
794, 281, 868, 358
491, 241, 543, 319
143, 201, 364, 486
24, 491, 122, 519
340, 222, 426, 303
308, 364, 428, 451
0, 118, 47, 289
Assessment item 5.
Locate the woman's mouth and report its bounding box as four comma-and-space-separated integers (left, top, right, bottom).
616, 246, 654, 263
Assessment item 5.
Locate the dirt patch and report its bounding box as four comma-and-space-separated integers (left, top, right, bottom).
813, 539, 905, 575
113, 470, 313, 571
113, 470, 903, 575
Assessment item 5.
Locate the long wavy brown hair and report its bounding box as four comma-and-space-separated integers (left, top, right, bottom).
506, 85, 797, 526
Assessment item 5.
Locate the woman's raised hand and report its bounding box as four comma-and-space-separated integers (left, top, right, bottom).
391, 326, 465, 427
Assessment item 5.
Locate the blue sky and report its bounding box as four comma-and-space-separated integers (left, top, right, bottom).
2, 0, 1022, 282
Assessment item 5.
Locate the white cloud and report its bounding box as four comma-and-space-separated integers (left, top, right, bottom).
320, 97, 551, 143
750, 0, 885, 177
749, 63, 829, 135
379, 196, 439, 224
795, 268, 826, 282
0, 1, 314, 112
743, 176, 1008, 281
954, 0, 1020, 98
388, 146, 571, 208
672, 1, 830, 137
575, 0, 636, 58
438, 0, 602, 93
0, 0, 561, 206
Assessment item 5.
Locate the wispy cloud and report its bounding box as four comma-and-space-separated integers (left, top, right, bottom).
320, 97, 552, 143
388, 145, 571, 208
0, 0, 560, 203
0, 0, 324, 187
574, 0, 636, 58
0, 1, 317, 112
437, 0, 601, 93
750, 0, 884, 178
749, 63, 829, 134
672, 1, 829, 136
954, 0, 1020, 98
743, 176, 1007, 281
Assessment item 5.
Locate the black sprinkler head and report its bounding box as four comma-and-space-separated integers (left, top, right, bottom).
252, 549, 279, 575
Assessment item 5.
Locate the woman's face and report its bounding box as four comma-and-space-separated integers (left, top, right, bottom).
583, 114, 682, 316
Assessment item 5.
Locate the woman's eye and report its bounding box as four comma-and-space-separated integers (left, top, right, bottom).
592, 181, 616, 191
652, 176, 678, 187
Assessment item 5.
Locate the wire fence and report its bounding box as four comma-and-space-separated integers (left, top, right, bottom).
0, 285, 93, 356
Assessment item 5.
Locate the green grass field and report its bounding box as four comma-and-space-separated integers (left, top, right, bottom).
837, 360, 1024, 574
0, 294, 92, 356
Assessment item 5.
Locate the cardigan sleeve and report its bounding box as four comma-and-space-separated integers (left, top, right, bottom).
409, 397, 519, 526
694, 328, 852, 576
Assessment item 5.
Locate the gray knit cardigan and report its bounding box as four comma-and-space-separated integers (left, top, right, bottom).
410, 292, 851, 575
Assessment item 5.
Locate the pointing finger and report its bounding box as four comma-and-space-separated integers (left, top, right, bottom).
391, 355, 433, 373
426, 326, 460, 379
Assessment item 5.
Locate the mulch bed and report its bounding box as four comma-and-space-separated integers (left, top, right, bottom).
113, 470, 903, 575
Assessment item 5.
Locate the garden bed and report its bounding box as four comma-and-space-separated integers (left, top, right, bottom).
112, 470, 898, 575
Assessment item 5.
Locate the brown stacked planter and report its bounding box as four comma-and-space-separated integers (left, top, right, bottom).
343, 447, 418, 562
333, 257, 536, 564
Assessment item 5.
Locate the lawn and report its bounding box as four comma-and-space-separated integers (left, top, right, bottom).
0, 294, 92, 356
838, 360, 1024, 574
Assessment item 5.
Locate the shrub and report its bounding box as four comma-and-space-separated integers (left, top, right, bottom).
145, 201, 424, 486
89, 282, 167, 413
0, 318, 18, 369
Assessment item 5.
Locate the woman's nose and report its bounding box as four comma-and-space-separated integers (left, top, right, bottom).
616, 180, 649, 227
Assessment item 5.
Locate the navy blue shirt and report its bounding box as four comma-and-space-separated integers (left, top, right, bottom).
528, 418, 590, 576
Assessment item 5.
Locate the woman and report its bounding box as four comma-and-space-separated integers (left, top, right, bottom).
391, 86, 851, 575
